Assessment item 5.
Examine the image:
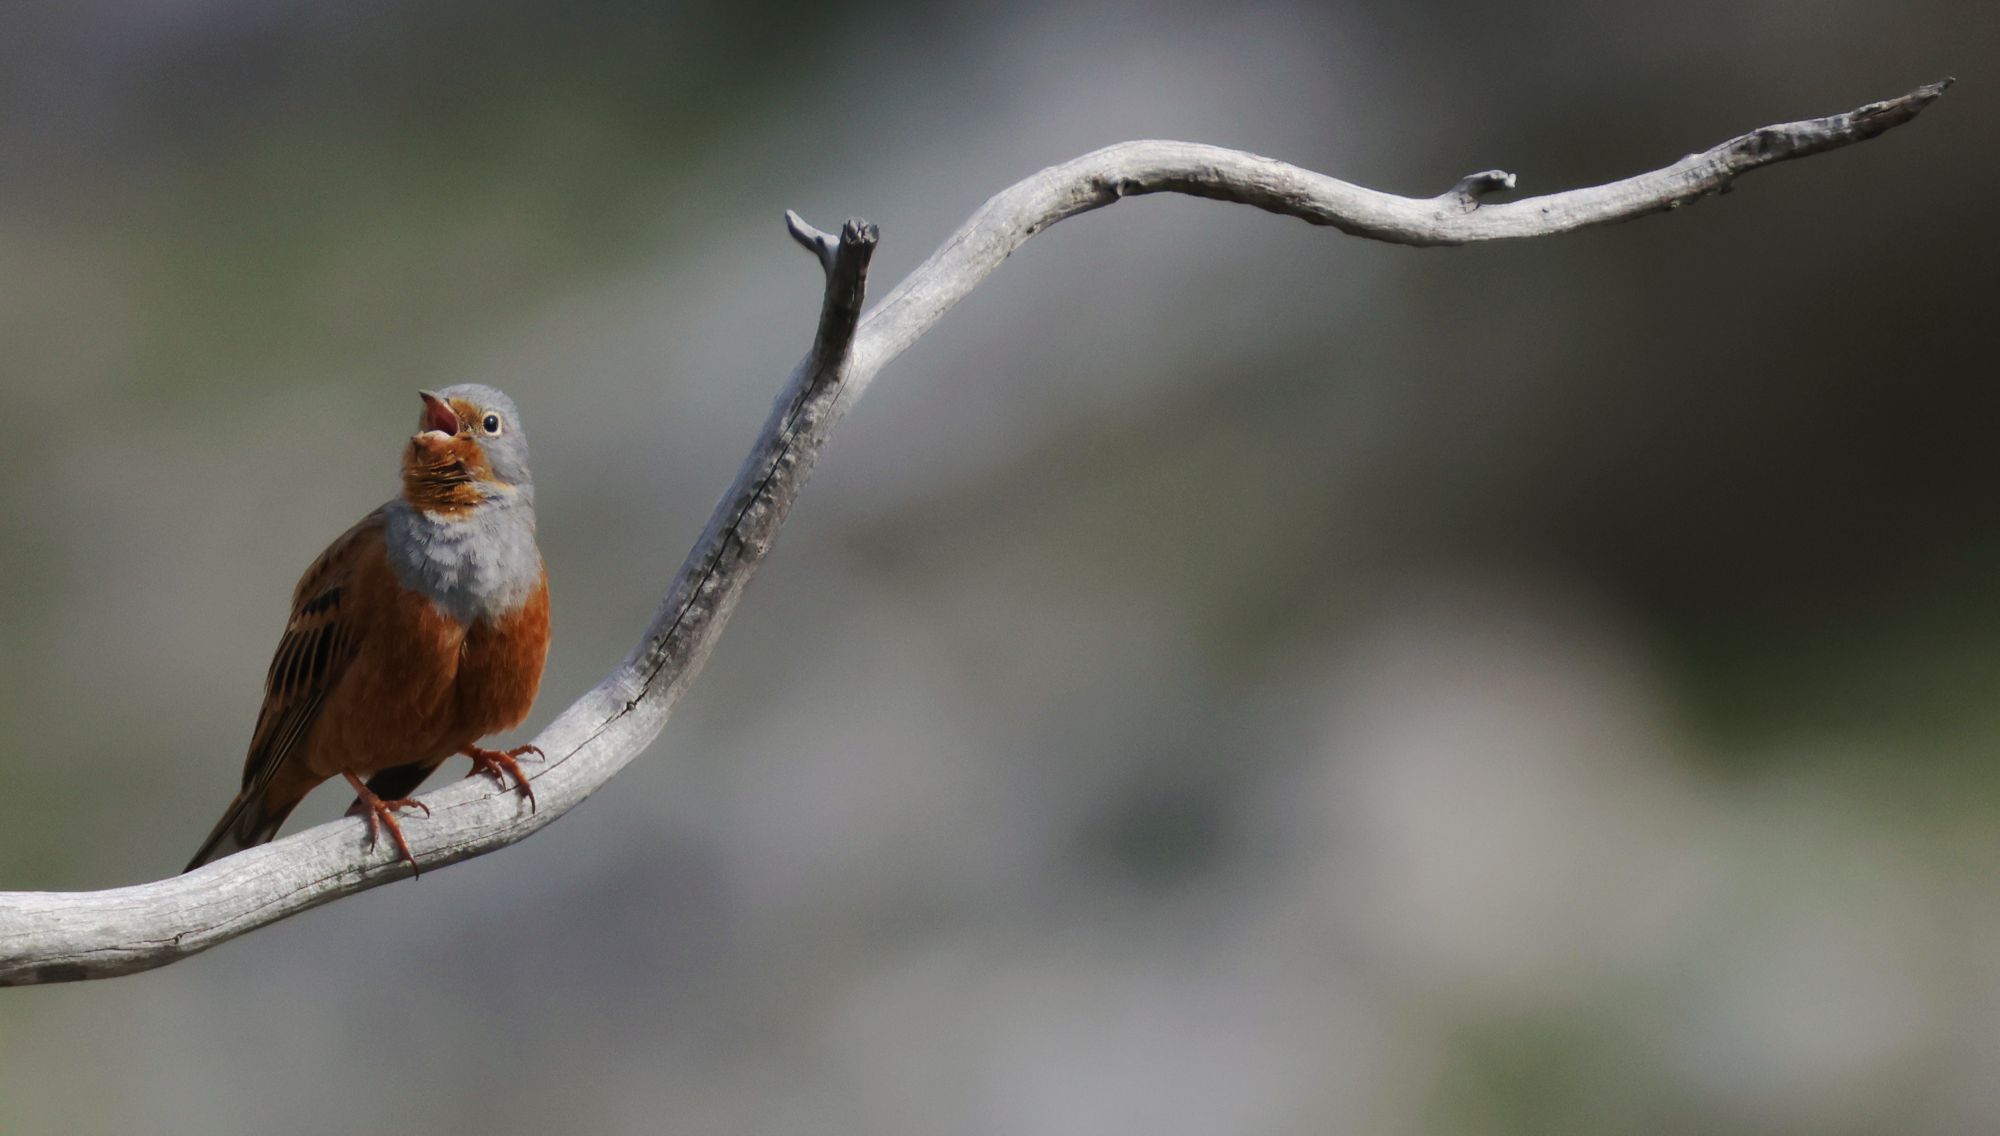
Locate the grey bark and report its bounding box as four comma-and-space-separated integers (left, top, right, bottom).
0, 80, 1950, 985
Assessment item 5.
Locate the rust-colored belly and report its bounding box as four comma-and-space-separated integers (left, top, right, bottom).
456, 576, 551, 740
301, 555, 549, 782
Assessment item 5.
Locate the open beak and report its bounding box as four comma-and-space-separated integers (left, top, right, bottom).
417, 390, 460, 437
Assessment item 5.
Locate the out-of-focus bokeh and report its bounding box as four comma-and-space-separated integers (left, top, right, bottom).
2, 1, 1994, 1132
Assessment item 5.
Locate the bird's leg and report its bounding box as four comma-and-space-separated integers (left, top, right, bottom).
461, 744, 541, 812
341, 770, 430, 874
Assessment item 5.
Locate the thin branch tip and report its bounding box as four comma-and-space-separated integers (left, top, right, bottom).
785, 210, 839, 272
1852, 78, 1953, 128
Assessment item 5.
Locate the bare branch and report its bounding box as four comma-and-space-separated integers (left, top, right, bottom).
847, 79, 1950, 395
0, 80, 1948, 985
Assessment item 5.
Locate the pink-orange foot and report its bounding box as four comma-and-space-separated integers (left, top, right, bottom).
462, 744, 541, 812
341, 770, 432, 875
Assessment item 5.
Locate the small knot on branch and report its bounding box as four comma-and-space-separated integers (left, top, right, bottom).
1438, 169, 1517, 211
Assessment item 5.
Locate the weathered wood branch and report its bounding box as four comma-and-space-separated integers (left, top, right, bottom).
0, 80, 1950, 985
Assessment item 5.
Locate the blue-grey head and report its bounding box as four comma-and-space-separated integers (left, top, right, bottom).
403, 383, 534, 515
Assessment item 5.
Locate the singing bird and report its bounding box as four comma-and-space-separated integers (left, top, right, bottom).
185, 385, 551, 873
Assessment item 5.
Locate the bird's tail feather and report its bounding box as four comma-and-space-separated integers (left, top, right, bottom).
183, 787, 295, 873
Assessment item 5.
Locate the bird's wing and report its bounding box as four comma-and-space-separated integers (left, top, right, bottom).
236, 508, 387, 798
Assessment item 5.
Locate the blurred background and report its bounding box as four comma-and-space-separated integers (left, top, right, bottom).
1, 1, 1994, 1132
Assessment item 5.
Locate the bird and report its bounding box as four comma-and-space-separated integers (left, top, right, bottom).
184, 384, 551, 874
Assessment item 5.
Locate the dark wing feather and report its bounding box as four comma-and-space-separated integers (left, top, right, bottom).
185, 510, 388, 872
236, 511, 382, 798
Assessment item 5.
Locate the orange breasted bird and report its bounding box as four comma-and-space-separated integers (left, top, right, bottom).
185, 385, 551, 873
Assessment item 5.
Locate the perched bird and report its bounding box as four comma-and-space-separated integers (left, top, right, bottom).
185, 385, 551, 874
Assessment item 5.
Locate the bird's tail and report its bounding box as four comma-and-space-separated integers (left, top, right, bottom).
183, 785, 300, 873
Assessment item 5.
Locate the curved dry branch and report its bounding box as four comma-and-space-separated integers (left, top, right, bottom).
0, 80, 1949, 985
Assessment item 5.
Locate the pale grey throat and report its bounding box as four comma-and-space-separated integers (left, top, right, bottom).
382, 490, 541, 626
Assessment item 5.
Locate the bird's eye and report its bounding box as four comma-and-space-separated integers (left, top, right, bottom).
482, 413, 503, 435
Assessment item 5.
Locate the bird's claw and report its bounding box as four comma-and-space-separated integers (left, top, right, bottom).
342, 772, 428, 875
461, 744, 539, 813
